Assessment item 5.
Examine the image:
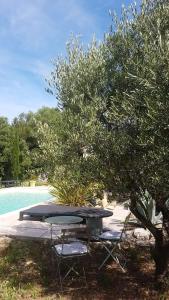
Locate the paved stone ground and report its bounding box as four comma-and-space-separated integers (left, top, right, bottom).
0, 197, 151, 242
104, 204, 152, 244
0, 203, 126, 239
103, 204, 130, 230
0, 207, 88, 240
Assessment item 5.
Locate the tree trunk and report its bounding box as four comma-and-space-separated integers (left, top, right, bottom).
151, 238, 169, 280
130, 192, 169, 282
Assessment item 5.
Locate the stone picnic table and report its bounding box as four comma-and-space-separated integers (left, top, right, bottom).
19, 203, 113, 235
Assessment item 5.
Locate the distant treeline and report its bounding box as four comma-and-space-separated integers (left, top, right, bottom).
0, 107, 60, 181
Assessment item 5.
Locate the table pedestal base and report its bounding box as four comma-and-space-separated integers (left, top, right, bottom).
86, 218, 102, 236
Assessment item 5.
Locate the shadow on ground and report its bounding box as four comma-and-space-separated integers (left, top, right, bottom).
0, 238, 168, 300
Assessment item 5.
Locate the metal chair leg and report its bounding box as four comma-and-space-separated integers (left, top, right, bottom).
62, 261, 79, 280
56, 256, 87, 292
82, 266, 87, 288
99, 242, 126, 272
57, 259, 63, 292
98, 242, 116, 270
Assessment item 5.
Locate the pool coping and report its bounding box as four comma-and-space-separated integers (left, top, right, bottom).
0, 186, 50, 194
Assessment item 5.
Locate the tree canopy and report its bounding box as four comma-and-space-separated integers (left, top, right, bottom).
40, 0, 169, 278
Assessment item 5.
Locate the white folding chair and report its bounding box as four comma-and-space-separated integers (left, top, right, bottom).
52, 227, 90, 292
98, 213, 131, 271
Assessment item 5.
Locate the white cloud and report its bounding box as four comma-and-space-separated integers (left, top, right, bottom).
0, 0, 99, 50
0, 0, 57, 49
0, 0, 104, 120
55, 0, 96, 30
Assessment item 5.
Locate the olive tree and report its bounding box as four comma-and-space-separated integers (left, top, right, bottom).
103, 0, 169, 279
44, 37, 110, 186
42, 0, 169, 279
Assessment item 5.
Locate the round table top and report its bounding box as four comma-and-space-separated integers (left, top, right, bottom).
76, 208, 112, 218
45, 215, 83, 225
20, 204, 113, 219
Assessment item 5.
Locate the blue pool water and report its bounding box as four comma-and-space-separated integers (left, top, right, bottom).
0, 190, 52, 215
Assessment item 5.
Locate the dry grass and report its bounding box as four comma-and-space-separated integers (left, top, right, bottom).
0, 238, 168, 300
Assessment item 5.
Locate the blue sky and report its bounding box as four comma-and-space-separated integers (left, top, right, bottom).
0, 0, 138, 121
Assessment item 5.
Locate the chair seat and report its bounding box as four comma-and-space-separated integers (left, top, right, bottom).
99, 230, 125, 240
54, 241, 88, 256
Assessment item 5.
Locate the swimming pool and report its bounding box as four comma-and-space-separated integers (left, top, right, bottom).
0, 187, 53, 215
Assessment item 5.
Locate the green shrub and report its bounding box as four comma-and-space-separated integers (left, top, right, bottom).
21, 181, 30, 187
35, 181, 48, 186
50, 180, 102, 206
